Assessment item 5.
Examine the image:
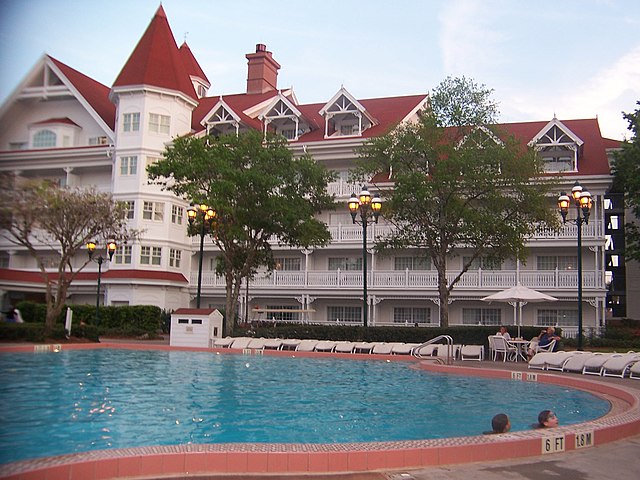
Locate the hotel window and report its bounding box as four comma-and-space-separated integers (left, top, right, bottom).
171, 205, 184, 225
394, 307, 430, 324
141, 246, 162, 265
88, 136, 108, 145
463, 256, 502, 270
124, 201, 135, 220
114, 245, 132, 265
149, 113, 170, 134
33, 130, 56, 148
394, 256, 431, 270
265, 305, 300, 322
327, 306, 361, 323
143, 201, 164, 221
123, 112, 140, 132
462, 308, 501, 326
169, 249, 181, 268
328, 257, 362, 271
537, 309, 578, 326
274, 257, 301, 271
537, 256, 577, 270
120, 156, 137, 175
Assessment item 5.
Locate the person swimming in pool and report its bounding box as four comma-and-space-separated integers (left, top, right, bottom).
484, 413, 511, 434
536, 410, 559, 428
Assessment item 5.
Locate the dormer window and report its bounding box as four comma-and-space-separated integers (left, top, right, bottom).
28, 117, 81, 149
33, 130, 56, 148
259, 95, 309, 141
530, 119, 583, 173
319, 87, 377, 139
203, 99, 242, 137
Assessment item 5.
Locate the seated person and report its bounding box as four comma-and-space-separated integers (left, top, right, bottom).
496, 326, 512, 341
535, 410, 559, 428
528, 327, 560, 358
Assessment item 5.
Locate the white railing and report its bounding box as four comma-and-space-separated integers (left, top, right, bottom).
192, 269, 603, 290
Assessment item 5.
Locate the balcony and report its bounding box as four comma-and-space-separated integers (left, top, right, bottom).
191, 268, 603, 291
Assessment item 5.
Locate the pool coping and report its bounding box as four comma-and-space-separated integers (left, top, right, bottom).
1, 342, 640, 480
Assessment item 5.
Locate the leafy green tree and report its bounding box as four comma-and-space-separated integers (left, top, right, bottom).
0, 177, 136, 332
355, 76, 556, 327
611, 101, 640, 261
148, 130, 336, 335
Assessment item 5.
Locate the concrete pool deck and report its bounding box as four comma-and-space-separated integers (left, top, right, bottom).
1, 341, 639, 480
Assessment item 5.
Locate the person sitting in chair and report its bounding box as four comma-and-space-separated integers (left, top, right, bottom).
528, 327, 560, 359
496, 326, 512, 341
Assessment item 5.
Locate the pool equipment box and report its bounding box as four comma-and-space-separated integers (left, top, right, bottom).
170, 308, 223, 348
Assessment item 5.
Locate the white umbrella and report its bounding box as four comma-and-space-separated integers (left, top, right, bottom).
482, 285, 558, 337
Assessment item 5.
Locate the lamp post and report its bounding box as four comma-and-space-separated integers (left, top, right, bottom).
187, 203, 216, 308
348, 187, 382, 327
86, 240, 117, 326
558, 181, 593, 351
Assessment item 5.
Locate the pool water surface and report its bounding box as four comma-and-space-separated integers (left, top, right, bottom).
0, 349, 610, 464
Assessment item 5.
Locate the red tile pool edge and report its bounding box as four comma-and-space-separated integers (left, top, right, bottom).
1, 343, 640, 479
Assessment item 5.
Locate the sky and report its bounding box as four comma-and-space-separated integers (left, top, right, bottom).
1, 0, 639, 140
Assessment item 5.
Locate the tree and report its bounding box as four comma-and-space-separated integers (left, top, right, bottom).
611, 101, 640, 261
0, 177, 136, 332
355, 76, 556, 327
147, 130, 336, 336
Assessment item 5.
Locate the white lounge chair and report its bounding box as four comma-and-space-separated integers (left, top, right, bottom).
601, 352, 640, 378
630, 361, 640, 380
529, 351, 578, 371
212, 337, 234, 348
372, 343, 396, 355
562, 352, 597, 373
246, 338, 267, 349
414, 344, 438, 357
314, 340, 337, 352
229, 337, 253, 349
280, 339, 301, 351
460, 345, 484, 361
391, 343, 419, 355
333, 341, 356, 354
296, 339, 319, 352
263, 339, 283, 350
582, 353, 622, 375
353, 342, 375, 354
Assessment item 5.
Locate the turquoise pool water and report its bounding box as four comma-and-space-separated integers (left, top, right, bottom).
0, 349, 610, 464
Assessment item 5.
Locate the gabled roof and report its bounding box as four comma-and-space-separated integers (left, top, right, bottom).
319, 86, 378, 126
48, 56, 116, 131
192, 91, 281, 132
112, 5, 196, 101
30, 117, 81, 127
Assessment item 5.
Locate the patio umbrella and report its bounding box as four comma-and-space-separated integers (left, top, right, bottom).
481, 285, 558, 337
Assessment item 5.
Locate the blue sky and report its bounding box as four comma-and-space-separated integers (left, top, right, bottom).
1, 0, 639, 139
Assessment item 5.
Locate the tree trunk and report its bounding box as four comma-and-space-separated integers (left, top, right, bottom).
436, 265, 450, 327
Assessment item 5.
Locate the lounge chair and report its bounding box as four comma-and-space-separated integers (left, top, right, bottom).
280, 339, 301, 351
263, 339, 283, 350
414, 344, 438, 357
562, 352, 597, 373
460, 345, 484, 361
529, 351, 577, 371
246, 338, 267, 349
295, 339, 319, 352
333, 341, 356, 354
212, 337, 234, 348
314, 340, 337, 352
601, 352, 640, 378
490, 335, 517, 362
229, 337, 253, 349
353, 342, 375, 354
391, 343, 419, 355
582, 353, 622, 375
372, 343, 396, 355
630, 361, 640, 380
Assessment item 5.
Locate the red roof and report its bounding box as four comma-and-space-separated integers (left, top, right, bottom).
173, 308, 217, 315
49, 56, 115, 130
112, 5, 196, 101
179, 42, 209, 85
31, 117, 80, 127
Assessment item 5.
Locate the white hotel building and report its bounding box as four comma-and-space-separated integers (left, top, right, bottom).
0, 6, 625, 333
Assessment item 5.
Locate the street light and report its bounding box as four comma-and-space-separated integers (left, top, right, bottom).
348, 187, 382, 327
558, 181, 593, 351
187, 203, 216, 308
86, 240, 117, 326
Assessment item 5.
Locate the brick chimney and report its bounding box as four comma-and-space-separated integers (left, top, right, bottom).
246, 44, 280, 94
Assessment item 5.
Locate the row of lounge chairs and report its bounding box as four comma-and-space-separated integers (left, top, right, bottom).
212, 337, 485, 360
528, 350, 640, 379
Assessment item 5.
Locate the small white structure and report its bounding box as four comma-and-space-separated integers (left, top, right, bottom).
170, 308, 223, 348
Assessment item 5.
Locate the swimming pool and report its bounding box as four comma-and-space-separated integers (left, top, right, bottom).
0, 348, 610, 465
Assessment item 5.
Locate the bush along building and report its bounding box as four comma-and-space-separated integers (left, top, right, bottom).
0, 6, 624, 336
